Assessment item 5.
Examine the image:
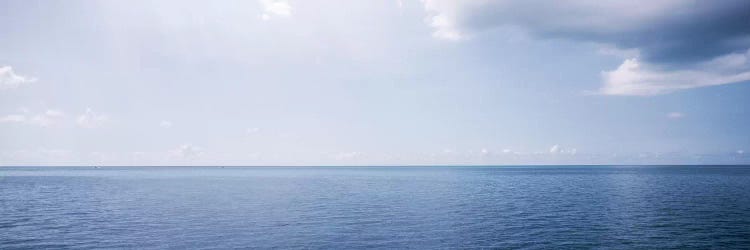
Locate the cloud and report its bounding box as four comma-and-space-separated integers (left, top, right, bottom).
599, 54, 750, 96
32, 110, 66, 127
420, 1, 750, 95
259, 0, 291, 20
1, 109, 66, 127
159, 120, 173, 128
480, 148, 490, 156
0, 66, 37, 90
0, 114, 26, 123
420, 1, 750, 61
0, 109, 115, 128
738, 150, 745, 155
421, 0, 467, 40
246, 127, 260, 134
549, 144, 576, 155
667, 112, 684, 119
170, 144, 204, 160
549, 145, 560, 154
76, 108, 109, 128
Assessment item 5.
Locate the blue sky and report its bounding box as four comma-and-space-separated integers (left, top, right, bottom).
1, 0, 749, 165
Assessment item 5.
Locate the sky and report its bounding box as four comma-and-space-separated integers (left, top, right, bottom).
1, 0, 749, 166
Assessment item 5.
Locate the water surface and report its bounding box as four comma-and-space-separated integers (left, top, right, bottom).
2, 166, 750, 249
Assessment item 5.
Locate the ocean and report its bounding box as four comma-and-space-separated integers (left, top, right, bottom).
2, 166, 749, 249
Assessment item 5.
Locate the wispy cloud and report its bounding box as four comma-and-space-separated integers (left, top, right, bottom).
0, 66, 37, 90
0, 114, 26, 123
667, 112, 684, 119
246, 127, 261, 134
1, 109, 66, 127
77, 108, 109, 128
549, 145, 560, 154
33, 110, 66, 127
259, 0, 291, 20
159, 120, 173, 128
170, 144, 204, 160
549, 145, 577, 155
599, 56, 750, 96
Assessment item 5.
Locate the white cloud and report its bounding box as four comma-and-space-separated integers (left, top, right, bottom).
667, 112, 684, 119
739, 150, 745, 155
76, 108, 109, 128
0, 114, 26, 123
159, 120, 173, 128
170, 144, 203, 159
259, 0, 291, 20
480, 148, 490, 156
31, 110, 66, 127
550, 144, 576, 155
704, 49, 750, 70
421, 0, 465, 41
428, 14, 463, 41
549, 145, 560, 154
598, 57, 750, 96
1, 109, 66, 127
441, 149, 456, 155
0, 66, 37, 90
246, 127, 260, 134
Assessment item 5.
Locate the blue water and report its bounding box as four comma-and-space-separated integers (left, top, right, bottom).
1, 166, 750, 249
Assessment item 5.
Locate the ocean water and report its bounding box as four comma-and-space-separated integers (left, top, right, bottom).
1, 166, 750, 249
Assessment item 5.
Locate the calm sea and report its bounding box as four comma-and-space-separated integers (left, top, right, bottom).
1, 166, 750, 249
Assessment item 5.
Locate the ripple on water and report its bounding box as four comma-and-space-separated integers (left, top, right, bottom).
1, 166, 750, 249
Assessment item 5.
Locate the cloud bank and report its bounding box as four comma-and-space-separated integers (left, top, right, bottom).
421, 0, 750, 95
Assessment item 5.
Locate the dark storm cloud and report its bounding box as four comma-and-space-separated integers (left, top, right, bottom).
594, 1, 750, 63
431, 0, 750, 64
